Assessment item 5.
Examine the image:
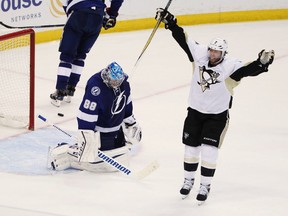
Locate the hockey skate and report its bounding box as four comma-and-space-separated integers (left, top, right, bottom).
50, 89, 66, 107
180, 178, 194, 199
196, 184, 210, 205
64, 85, 75, 103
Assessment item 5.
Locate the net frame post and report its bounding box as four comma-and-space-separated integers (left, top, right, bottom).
0, 29, 35, 130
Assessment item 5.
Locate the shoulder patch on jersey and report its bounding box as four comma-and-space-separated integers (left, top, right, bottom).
91, 86, 101, 96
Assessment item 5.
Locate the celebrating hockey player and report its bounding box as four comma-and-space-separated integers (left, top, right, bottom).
155, 9, 275, 203
50, 0, 124, 107
49, 62, 142, 172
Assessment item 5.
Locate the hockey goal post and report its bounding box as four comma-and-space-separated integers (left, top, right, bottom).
0, 29, 35, 130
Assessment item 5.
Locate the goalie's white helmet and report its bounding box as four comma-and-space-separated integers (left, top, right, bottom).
208, 38, 228, 58
101, 62, 125, 88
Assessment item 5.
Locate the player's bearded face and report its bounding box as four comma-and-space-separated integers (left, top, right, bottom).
208, 49, 222, 65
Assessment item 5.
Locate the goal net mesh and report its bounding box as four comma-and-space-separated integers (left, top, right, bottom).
0, 29, 35, 130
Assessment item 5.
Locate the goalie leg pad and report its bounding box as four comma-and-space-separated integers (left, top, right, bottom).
71, 130, 100, 162
49, 143, 72, 171
71, 145, 130, 173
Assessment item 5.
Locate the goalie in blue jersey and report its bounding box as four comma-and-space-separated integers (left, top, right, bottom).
49, 62, 142, 172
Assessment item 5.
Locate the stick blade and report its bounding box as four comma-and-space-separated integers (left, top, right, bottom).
132, 160, 160, 180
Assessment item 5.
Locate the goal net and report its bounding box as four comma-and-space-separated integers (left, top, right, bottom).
0, 29, 35, 130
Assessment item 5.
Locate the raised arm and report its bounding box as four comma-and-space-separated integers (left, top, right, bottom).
156, 8, 194, 62
230, 50, 275, 81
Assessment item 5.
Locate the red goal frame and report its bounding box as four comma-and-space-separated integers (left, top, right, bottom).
0, 29, 35, 130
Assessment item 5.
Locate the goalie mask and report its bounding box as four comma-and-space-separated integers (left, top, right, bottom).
101, 62, 125, 88
208, 38, 228, 59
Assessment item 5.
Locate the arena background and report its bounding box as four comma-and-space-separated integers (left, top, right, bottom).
0, 0, 287, 43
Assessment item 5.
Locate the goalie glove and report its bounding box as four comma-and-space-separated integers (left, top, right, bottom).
123, 122, 142, 145
155, 8, 177, 29
103, 7, 117, 30
257, 49, 275, 71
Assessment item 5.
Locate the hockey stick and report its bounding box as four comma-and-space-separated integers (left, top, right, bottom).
38, 114, 159, 180
0, 21, 65, 29
133, 0, 173, 67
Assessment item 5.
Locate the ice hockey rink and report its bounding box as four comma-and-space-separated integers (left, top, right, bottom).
0, 20, 288, 215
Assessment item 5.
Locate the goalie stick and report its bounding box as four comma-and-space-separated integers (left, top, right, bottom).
133, 0, 173, 68
38, 114, 159, 180
0, 21, 65, 29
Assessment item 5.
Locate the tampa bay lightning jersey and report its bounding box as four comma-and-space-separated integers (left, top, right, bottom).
62, 0, 124, 16
77, 71, 133, 136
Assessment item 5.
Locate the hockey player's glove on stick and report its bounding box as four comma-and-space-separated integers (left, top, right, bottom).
155, 8, 177, 29
38, 114, 159, 180
133, 0, 173, 67
0, 21, 65, 29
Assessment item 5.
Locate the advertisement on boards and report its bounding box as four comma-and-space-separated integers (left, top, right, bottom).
0, 0, 287, 29
0, 0, 66, 28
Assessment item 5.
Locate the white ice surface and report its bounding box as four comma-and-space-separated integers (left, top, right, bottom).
0, 20, 288, 216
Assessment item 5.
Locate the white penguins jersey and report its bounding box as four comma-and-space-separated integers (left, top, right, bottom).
186, 38, 243, 114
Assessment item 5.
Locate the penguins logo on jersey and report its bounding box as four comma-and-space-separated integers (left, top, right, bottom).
197, 66, 220, 92
111, 91, 126, 115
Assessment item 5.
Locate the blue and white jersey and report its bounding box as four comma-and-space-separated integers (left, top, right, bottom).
61, 0, 124, 16
77, 71, 133, 136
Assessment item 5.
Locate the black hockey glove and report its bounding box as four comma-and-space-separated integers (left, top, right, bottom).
257, 49, 275, 71
155, 8, 177, 29
103, 8, 117, 30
